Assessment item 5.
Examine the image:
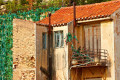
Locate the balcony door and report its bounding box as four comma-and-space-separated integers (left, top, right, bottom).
84, 24, 101, 50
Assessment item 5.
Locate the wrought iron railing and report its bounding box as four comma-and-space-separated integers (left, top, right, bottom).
71, 48, 108, 67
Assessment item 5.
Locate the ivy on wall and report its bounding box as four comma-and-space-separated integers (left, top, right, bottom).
0, 7, 60, 80
65, 32, 94, 66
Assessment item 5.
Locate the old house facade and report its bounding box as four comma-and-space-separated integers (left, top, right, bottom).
13, 0, 120, 80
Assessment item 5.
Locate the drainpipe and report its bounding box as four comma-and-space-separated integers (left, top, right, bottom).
48, 13, 52, 80
73, 2, 76, 27
73, 2, 76, 46
48, 13, 51, 34
69, 2, 76, 80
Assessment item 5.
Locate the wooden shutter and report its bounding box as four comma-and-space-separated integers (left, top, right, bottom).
84, 24, 101, 50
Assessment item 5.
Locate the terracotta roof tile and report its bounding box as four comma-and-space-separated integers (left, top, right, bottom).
37, 0, 120, 26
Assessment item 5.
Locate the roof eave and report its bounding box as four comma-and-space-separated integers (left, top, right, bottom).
77, 16, 112, 24
36, 23, 49, 27
37, 16, 112, 27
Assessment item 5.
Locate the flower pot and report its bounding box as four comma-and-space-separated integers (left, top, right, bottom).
72, 59, 78, 65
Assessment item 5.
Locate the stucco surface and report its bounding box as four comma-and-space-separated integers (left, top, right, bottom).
53, 25, 68, 80
113, 11, 120, 80
101, 20, 115, 80
36, 25, 48, 80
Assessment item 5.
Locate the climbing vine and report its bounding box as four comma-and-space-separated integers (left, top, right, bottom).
65, 32, 94, 66
0, 7, 60, 80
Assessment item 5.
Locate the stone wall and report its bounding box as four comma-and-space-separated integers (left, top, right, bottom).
13, 19, 36, 80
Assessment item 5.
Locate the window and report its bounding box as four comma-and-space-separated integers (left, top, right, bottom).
84, 24, 101, 50
54, 31, 64, 48
42, 33, 47, 49
84, 24, 101, 59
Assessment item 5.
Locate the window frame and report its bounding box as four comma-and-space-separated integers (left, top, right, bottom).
42, 32, 47, 49
54, 30, 64, 48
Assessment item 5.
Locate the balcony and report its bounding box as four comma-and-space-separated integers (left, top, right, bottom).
71, 48, 108, 68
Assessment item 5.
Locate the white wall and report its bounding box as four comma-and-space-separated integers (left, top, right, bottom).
53, 25, 68, 80
101, 20, 115, 80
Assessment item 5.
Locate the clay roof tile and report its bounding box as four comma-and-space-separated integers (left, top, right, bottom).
37, 0, 120, 26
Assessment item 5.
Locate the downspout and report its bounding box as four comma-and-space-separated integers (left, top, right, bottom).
69, 2, 76, 80
73, 1, 76, 48
48, 13, 52, 80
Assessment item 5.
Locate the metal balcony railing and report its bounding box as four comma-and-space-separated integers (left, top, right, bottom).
71, 48, 108, 67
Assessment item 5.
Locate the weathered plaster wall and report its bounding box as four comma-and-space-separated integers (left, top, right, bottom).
68, 21, 73, 67
53, 25, 68, 80
36, 25, 48, 80
68, 21, 74, 80
70, 24, 83, 80
13, 19, 36, 80
101, 20, 115, 80
76, 25, 85, 48
112, 9, 120, 80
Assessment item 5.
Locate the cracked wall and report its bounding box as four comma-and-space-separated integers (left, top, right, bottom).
13, 19, 36, 80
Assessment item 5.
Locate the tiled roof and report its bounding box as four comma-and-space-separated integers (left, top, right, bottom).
37, 0, 120, 26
